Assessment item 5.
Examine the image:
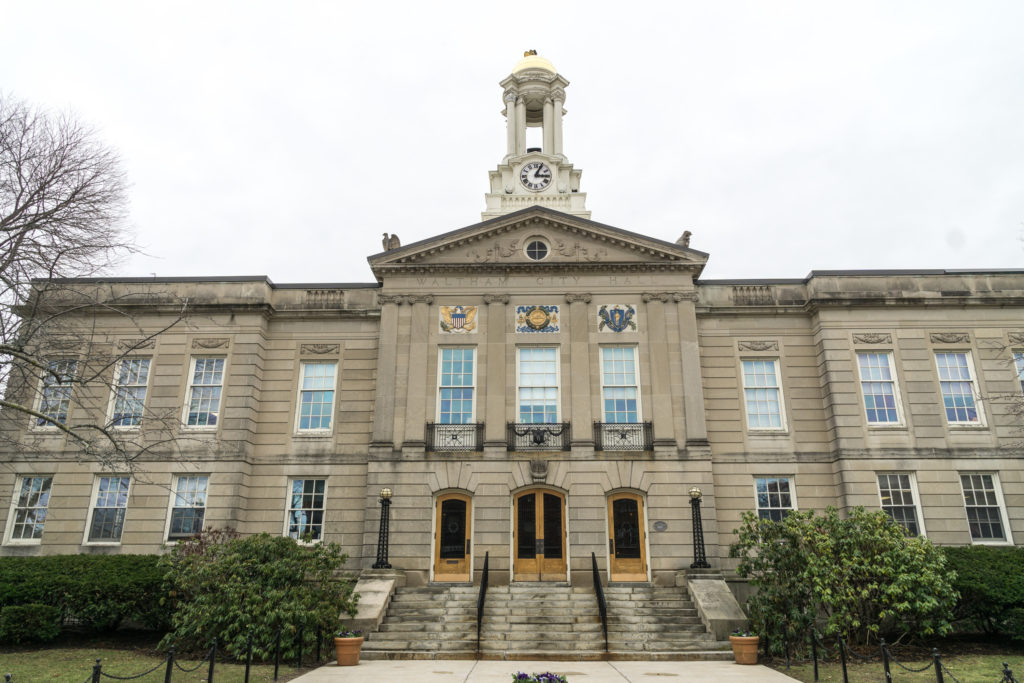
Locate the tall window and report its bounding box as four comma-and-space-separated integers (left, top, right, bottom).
111, 358, 151, 427
754, 477, 794, 521
185, 357, 224, 428
742, 359, 785, 430
935, 352, 983, 425
438, 348, 475, 423
1014, 351, 1024, 394
518, 347, 559, 423
601, 346, 640, 423
286, 479, 326, 541
167, 475, 208, 539
86, 476, 130, 543
857, 353, 902, 424
877, 473, 923, 536
960, 473, 1009, 543
5, 476, 53, 543
36, 359, 77, 427
296, 361, 337, 432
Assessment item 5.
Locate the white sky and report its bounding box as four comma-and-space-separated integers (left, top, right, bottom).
3, 1, 1023, 283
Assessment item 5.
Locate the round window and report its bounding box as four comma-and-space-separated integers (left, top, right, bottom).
525, 240, 549, 261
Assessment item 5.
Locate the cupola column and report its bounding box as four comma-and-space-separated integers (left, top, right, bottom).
552, 89, 565, 157
504, 91, 517, 157
515, 96, 527, 156
542, 97, 554, 153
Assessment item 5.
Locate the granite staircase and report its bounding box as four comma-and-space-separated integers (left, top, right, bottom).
361, 583, 732, 661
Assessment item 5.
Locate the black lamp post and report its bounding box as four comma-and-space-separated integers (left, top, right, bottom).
372, 487, 393, 569
689, 486, 710, 569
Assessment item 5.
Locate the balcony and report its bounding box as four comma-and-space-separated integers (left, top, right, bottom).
593, 422, 653, 451
506, 422, 571, 451
425, 423, 484, 452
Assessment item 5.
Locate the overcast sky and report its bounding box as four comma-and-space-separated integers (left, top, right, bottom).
3, 1, 1023, 283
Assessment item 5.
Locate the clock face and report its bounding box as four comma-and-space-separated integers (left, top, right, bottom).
520, 161, 552, 191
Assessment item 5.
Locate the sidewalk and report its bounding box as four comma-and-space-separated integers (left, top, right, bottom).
291, 659, 800, 682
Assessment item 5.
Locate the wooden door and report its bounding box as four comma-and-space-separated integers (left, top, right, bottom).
513, 489, 567, 581
608, 493, 647, 582
434, 493, 471, 582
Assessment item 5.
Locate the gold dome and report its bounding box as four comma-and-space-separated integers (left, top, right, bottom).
512, 50, 556, 74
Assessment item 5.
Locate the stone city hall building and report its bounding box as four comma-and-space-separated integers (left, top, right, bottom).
2, 52, 1023, 656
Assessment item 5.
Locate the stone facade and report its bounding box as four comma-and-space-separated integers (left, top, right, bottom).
1, 55, 1022, 590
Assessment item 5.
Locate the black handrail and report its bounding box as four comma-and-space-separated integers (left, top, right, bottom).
476, 551, 489, 656
591, 551, 608, 652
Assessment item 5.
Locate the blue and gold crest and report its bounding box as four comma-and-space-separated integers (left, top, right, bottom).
598, 304, 637, 333
515, 305, 559, 333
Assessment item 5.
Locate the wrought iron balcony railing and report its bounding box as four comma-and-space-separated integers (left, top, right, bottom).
506, 422, 571, 451
593, 421, 653, 451
425, 423, 484, 452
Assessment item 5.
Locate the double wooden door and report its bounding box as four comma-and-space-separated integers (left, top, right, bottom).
608, 492, 647, 582
513, 489, 567, 581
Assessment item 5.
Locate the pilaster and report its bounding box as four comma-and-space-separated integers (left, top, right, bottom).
674, 291, 709, 446
483, 294, 509, 453
566, 293, 594, 448
370, 295, 402, 453
402, 295, 433, 451
642, 293, 677, 448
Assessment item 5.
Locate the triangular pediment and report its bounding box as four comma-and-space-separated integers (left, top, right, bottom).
368, 208, 707, 281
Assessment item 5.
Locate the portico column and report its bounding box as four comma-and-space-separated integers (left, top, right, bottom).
543, 97, 554, 153
402, 295, 433, 449
483, 294, 509, 450
371, 294, 403, 450
642, 293, 676, 447
674, 291, 709, 445
552, 89, 565, 157
515, 97, 527, 156
566, 293, 593, 447
504, 90, 517, 157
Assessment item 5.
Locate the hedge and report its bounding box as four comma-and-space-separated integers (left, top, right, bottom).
942, 546, 1024, 639
0, 554, 166, 634
0, 604, 62, 644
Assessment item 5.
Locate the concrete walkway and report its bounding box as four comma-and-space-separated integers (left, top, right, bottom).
291, 659, 799, 682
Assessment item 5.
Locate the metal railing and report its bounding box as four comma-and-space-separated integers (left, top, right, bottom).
593, 422, 653, 451
426, 423, 484, 452
507, 422, 571, 451
476, 551, 489, 656
591, 552, 608, 652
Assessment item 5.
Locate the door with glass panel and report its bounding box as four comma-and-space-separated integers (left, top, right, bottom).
607, 492, 647, 582
513, 489, 567, 581
434, 493, 472, 582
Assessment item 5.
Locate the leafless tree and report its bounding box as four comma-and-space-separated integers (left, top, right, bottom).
0, 94, 188, 473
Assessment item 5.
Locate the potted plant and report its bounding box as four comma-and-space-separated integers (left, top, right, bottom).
512, 674, 568, 682
729, 628, 759, 665
334, 628, 364, 666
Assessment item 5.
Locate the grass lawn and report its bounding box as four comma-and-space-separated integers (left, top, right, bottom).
771, 652, 1024, 682
0, 633, 326, 682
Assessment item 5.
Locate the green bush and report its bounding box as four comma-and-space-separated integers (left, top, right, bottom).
159, 531, 358, 660
0, 554, 166, 632
942, 546, 1024, 639
730, 507, 957, 651
0, 603, 62, 644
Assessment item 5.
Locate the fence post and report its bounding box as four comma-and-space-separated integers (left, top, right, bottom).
208, 638, 217, 683
881, 639, 892, 682
274, 627, 281, 681
92, 659, 102, 683
164, 646, 174, 683
244, 632, 253, 683
933, 649, 944, 683
839, 635, 849, 683
1003, 662, 1017, 683
296, 625, 304, 669
810, 632, 819, 683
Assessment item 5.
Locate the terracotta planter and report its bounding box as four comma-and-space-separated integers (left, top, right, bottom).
334, 636, 364, 666
729, 635, 759, 665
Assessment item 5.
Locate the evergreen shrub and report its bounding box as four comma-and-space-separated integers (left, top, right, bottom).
0, 554, 166, 632
0, 603, 62, 644
730, 506, 957, 652
942, 546, 1024, 639
160, 531, 358, 660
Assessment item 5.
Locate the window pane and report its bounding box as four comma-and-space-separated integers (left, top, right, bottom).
37, 360, 77, 427
755, 477, 793, 521
858, 353, 900, 424
519, 348, 558, 423
287, 479, 326, 541
10, 476, 53, 540
877, 473, 920, 536
936, 353, 980, 424
743, 360, 783, 429
187, 358, 224, 427
960, 473, 1006, 541
439, 349, 474, 424
602, 347, 640, 423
